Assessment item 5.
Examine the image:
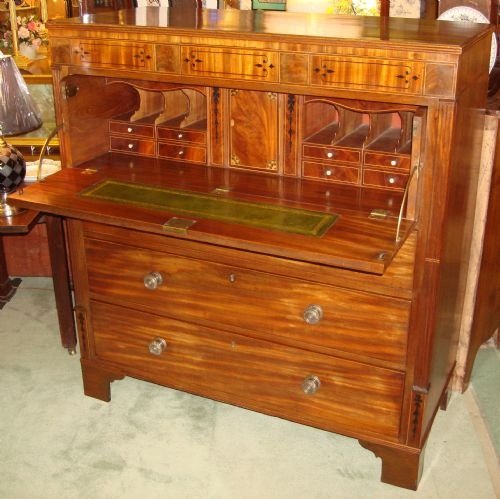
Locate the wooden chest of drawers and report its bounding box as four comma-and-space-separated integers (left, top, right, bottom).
12, 8, 492, 491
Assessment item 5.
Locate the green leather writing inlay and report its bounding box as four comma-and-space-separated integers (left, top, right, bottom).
80, 180, 337, 237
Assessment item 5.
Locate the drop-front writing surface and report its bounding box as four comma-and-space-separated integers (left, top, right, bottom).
10, 8, 492, 490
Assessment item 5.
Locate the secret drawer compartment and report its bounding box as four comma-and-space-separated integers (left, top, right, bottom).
109, 136, 156, 156
157, 127, 206, 144
363, 169, 409, 190
90, 300, 404, 440
109, 120, 155, 138
84, 238, 409, 368
303, 161, 360, 184
303, 145, 360, 164
157, 142, 207, 163
364, 151, 411, 171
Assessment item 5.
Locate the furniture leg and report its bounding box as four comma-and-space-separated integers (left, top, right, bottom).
359, 440, 424, 490
0, 236, 21, 309
439, 389, 451, 411
45, 215, 77, 354
81, 359, 124, 402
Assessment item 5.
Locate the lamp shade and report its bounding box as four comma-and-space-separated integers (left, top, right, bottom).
0, 55, 43, 136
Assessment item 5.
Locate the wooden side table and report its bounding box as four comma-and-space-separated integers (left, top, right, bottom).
0, 209, 77, 354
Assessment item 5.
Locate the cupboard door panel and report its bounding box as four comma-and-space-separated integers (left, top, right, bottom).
229, 89, 279, 172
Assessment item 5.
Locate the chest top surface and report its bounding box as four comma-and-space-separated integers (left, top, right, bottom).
48, 7, 489, 50
46, 8, 493, 104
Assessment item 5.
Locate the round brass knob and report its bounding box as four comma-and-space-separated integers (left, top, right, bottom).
144, 271, 163, 290
303, 304, 323, 324
302, 375, 321, 395
148, 337, 167, 356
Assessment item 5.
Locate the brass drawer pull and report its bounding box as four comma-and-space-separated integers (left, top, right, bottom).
303, 304, 323, 324
143, 271, 163, 290
302, 375, 321, 395
148, 337, 167, 356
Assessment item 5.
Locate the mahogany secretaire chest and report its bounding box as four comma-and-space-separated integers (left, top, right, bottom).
11, 8, 493, 489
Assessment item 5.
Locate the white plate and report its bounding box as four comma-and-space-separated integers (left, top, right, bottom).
438, 6, 497, 74
25, 159, 61, 182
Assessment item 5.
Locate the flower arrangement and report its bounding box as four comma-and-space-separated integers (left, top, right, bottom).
1, 14, 48, 50
16, 14, 47, 47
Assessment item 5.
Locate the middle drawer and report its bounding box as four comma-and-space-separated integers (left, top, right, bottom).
84, 237, 409, 368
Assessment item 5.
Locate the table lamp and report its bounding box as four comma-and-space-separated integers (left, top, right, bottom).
0, 54, 42, 217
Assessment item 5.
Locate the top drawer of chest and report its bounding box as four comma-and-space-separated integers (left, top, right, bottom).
70, 40, 155, 70
83, 237, 410, 369
53, 37, 457, 99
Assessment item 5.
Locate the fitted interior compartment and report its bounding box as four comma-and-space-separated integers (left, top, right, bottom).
302, 96, 416, 154
300, 96, 419, 195
55, 74, 424, 267
365, 112, 414, 154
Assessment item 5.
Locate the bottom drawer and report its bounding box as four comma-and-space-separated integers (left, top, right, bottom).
89, 300, 404, 440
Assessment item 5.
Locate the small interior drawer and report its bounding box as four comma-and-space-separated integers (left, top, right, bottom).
157, 142, 207, 163
157, 126, 206, 144
109, 136, 156, 156
303, 144, 361, 164
364, 151, 411, 171
363, 169, 409, 191
109, 120, 156, 138
302, 161, 360, 185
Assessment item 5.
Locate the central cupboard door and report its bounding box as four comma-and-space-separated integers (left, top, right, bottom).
228, 89, 279, 172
